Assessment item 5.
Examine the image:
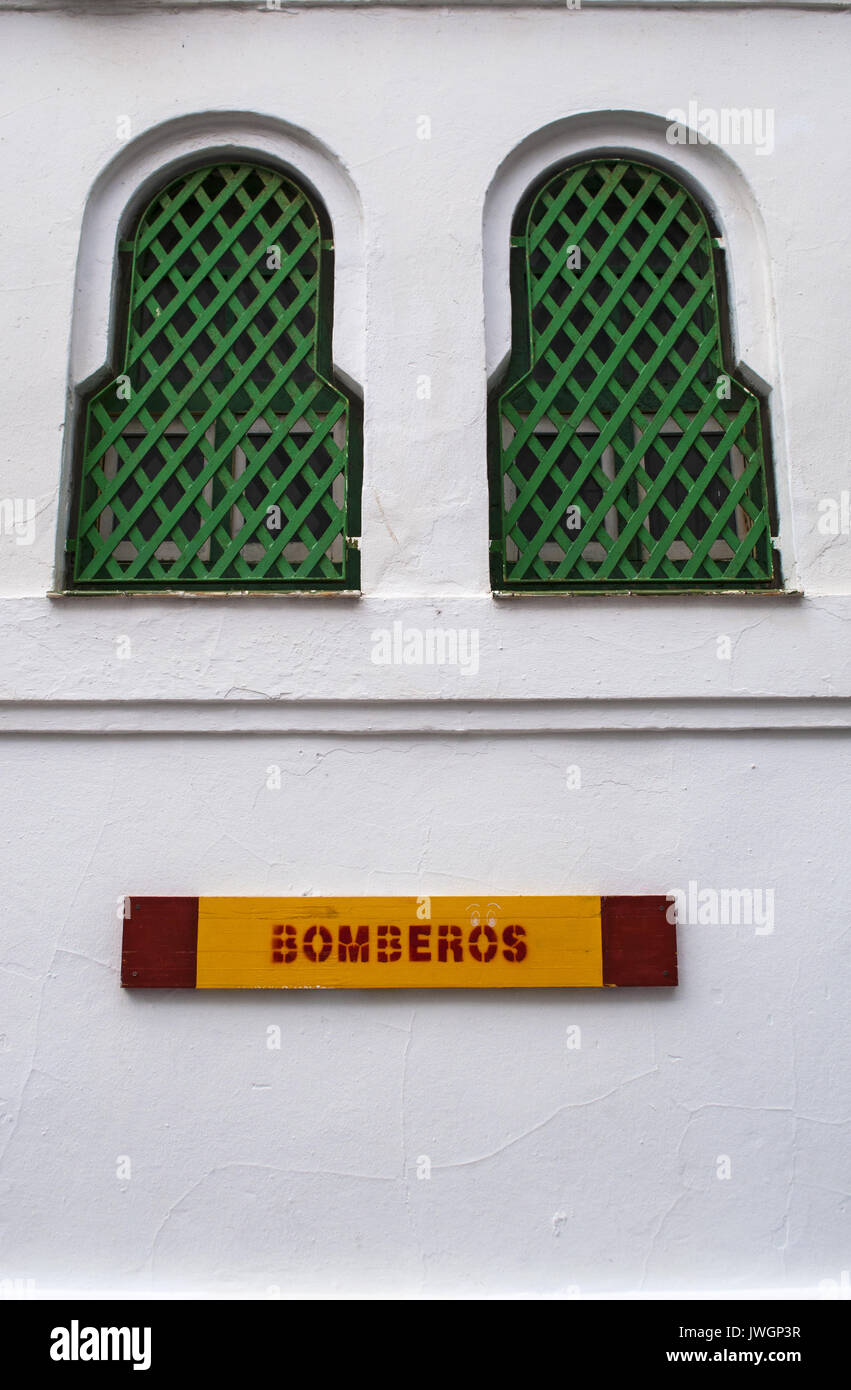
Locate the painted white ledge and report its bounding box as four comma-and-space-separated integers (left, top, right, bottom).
1, 594, 851, 727
2, 0, 849, 9
1, 694, 850, 732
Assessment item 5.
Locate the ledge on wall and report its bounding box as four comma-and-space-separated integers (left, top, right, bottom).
48, 589, 364, 598
2, 0, 849, 9
0, 695, 849, 735
46, 588, 804, 598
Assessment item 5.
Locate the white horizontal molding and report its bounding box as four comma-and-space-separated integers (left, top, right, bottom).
2, 1, 848, 9
1, 695, 850, 733
1, 594, 851, 708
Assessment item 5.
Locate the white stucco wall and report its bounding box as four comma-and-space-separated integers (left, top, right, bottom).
0, 0, 849, 1296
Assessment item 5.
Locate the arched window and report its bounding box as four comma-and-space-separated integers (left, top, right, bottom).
488, 158, 779, 591
67, 162, 361, 590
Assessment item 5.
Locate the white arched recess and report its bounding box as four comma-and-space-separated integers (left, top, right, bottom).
57, 111, 365, 582
482, 111, 794, 582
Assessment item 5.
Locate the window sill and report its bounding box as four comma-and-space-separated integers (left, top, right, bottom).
48, 589, 363, 599
492, 587, 803, 599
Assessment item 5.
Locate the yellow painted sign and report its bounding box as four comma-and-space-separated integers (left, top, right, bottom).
121, 894, 677, 988
196, 895, 601, 989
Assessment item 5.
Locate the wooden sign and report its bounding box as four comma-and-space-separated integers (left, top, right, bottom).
121, 895, 676, 989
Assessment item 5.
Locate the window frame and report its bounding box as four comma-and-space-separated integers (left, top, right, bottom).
64, 159, 363, 595
487, 155, 782, 594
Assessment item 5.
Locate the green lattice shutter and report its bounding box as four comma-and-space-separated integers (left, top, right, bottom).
68, 163, 361, 590
489, 159, 779, 591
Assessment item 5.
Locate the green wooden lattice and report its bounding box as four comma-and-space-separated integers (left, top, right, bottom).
69, 163, 361, 590
489, 159, 777, 590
